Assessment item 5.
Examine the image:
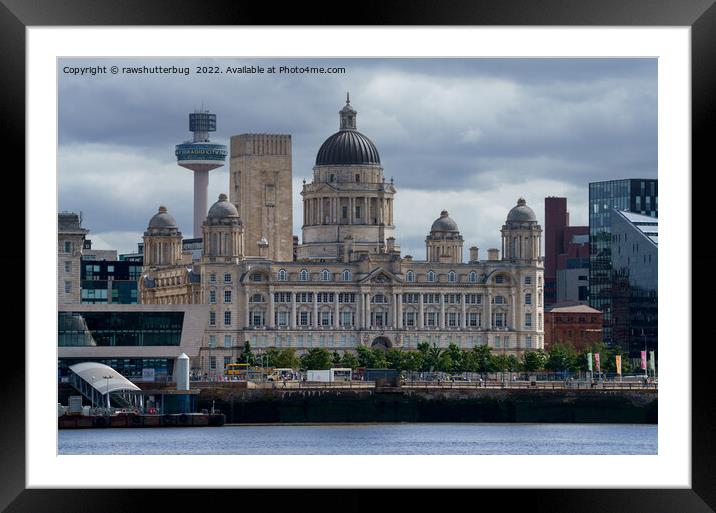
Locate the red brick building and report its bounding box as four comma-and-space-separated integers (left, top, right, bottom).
544, 302, 603, 352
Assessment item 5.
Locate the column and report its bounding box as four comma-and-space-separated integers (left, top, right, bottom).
397, 293, 403, 329
462, 293, 467, 328
356, 291, 363, 329
319, 197, 324, 225
418, 293, 424, 329
349, 197, 354, 224
268, 287, 275, 328
485, 289, 492, 330
365, 293, 371, 329
510, 292, 516, 330
244, 289, 250, 328
440, 293, 445, 329
364, 197, 368, 224
313, 292, 319, 327
334, 291, 340, 328
290, 292, 297, 329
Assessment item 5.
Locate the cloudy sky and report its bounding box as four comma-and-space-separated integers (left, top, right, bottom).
58, 58, 657, 258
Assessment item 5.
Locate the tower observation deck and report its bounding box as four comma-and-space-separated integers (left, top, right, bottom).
175, 110, 228, 238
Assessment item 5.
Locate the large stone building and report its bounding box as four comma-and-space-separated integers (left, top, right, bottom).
139, 96, 546, 376
58, 212, 89, 306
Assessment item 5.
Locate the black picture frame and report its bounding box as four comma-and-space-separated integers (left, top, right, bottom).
3, 0, 711, 511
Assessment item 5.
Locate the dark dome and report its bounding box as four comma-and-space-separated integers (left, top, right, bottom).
507, 198, 537, 222
315, 130, 381, 166
431, 210, 459, 233
148, 206, 177, 229
207, 194, 239, 219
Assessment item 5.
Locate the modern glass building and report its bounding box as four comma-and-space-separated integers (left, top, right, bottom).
58, 304, 209, 380
80, 259, 143, 304
588, 179, 657, 345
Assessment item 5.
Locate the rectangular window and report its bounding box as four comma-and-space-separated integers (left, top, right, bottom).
209, 290, 216, 303
297, 292, 313, 303
447, 312, 458, 327
426, 312, 437, 327
64, 261, 71, 273
224, 311, 231, 326
525, 313, 532, 327
224, 290, 232, 303
524, 276, 532, 285
338, 293, 355, 303
465, 294, 482, 304
495, 313, 505, 327
210, 273, 216, 284
495, 336, 500, 348
208, 335, 216, 348
342, 206, 348, 218
468, 312, 479, 327
355, 205, 361, 219
64, 281, 72, 293
276, 311, 288, 327
321, 311, 332, 326
225, 273, 232, 283
526, 336, 532, 349
209, 311, 216, 326
299, 311, 310, 326
525, 294, 532, 305
210, 356, 216, 370
64, 241, 72, 253
224, 335, 232, 348
404, 311, 416, 327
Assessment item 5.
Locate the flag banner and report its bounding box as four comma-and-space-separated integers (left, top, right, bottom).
641, 350, 647, 370
649, 351, 655, 372
595, 353, 601, 373
616, 355, 622, 375
587, 352, 593, 371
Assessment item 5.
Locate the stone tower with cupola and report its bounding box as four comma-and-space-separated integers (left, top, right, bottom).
426, 210, 464, 263
298, 93, 397, 262
143, 206, 183, 268
501, 198, 543, 262
202, 194, 244, 262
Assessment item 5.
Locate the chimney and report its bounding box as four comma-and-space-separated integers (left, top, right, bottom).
469, 246, 479, 262
488, 248, 499, 261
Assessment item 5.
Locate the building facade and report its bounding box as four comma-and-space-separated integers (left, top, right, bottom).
610, 209, 658, 358
58, 212, 89, 306
588, 179, 657, 345
138, 97, 546, 376
543, 303, 603, 352
544, 197, 589, 306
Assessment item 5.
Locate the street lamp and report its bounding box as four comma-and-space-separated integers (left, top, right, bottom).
103, 374, 112, 409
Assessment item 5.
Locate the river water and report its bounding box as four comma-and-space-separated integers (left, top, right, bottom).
58, 423, 657, 455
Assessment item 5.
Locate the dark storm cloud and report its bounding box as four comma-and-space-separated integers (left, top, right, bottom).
58, 57, 656, 256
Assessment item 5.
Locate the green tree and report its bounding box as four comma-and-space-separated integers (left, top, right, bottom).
506, 354, 521, 372
402, 351, 423, 372
299, 348, 332, 370
240, 340, 255, 366
385, 349, 406, 371
273, 348, 299, 369
471, 344, 493, 373
546, 344, 577, 373
331, 351, 342, 365
522, 350, 547, 372
340, 351, 360, 370
491, 354, 509, 372
446, 343, 464, 373
424, 343, 444, 372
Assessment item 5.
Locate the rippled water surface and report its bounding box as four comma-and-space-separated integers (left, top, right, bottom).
59, 423, 657, 455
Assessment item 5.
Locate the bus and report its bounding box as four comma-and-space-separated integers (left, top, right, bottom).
224, 363, 250, 378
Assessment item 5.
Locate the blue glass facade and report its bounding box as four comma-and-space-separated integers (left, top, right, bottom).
58, 311, 184, 347
81, 259, 142, 304
588, 179, 657, 345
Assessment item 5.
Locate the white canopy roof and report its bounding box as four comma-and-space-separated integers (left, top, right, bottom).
69, 362, 141, 395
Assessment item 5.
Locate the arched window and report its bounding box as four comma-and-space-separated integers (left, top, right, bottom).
495, 275, 504, 284
299, 269, 309, 281
427, 270, 436, 283
406, 270, 415, 283
342, 269, 351, 282
447, 271, 456, 283
468, 271, 477, 283
321, 269, 331, 281
278, 269, 287, 281
371, 294, 387, 304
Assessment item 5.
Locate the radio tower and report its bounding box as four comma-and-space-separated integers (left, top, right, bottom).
175, 110, 228, 238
